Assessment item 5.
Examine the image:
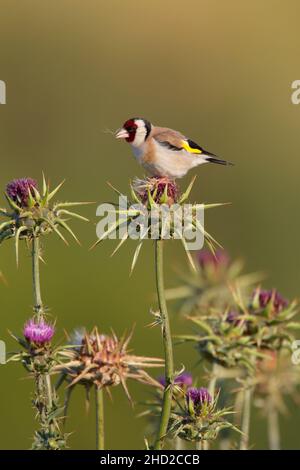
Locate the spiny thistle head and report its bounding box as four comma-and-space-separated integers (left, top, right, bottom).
56, 327, 163, 399
179, 287, 299, 372
1, 174, 91, 264
180, 310, 257, 371
6, 178, 37, 208
158, 372, 193, 388
169, 385, 238, 443
132, 177, 180, 207
9, 317, 62, 374
166, 250, 262, 316
92, 177, 227, 274
24, 318, 55, 346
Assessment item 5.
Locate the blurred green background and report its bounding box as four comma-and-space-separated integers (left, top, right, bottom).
1, 0, 300, 449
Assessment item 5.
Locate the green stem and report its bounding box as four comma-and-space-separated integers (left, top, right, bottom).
268, 403, 280, 450
32, 235, 43, 318
154, 240, 174, 450
240, 386, 252, 450
31, 235, 57, 447
95, 386, 105, 450
45, 373, 53, 410
35, 373, 47, 425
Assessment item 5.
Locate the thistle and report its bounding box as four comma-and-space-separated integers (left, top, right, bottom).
57, 327, 163, 392
168, 386, 240, 448
92, 176, 225, 272
56, 327, 163, 450
246, 287, 299, 351
140, 370, 193, 445
9, 319, 68, 450
143, 372, 219, 449
92, 176, 227, 449
178, 287, 299, 371
165, 249, 263, 316
1, 174, 90, 265
178, 286, 300, 449
132, 177, 180, 207
253, 350, 300, 449
2, 175, 90, 449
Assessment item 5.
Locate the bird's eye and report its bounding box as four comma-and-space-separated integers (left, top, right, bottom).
126, 126, 134, 132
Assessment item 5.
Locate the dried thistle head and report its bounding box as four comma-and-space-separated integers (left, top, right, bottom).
56, 327, 163, 400
0, 174, 91, 263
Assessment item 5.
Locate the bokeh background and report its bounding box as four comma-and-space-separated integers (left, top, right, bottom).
1, 0, 300, 449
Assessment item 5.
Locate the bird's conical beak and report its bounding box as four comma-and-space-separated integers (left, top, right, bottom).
115, 128, 129, 139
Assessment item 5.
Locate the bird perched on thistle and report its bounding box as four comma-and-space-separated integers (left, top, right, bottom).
116, 117, 233, 179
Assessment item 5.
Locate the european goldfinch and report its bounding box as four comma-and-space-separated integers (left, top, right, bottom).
116, 117, 232, 179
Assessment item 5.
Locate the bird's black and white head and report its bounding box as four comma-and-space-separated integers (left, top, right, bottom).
116, 118, 152, 147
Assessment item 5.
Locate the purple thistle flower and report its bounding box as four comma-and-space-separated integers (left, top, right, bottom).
197, 249, 229, 270
23, 318, 55, 345
186, 387, 212, 408
255, 289, 288, 314
6, 178, 37, 208
154, 178, 179, 204
133, 177, 179, 205
158, 372, 193, 388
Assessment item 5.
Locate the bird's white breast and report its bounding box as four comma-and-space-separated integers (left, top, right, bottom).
131, 140, 205, 178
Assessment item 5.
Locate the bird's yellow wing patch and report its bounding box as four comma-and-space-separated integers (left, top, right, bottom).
181, 140, 202, 154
